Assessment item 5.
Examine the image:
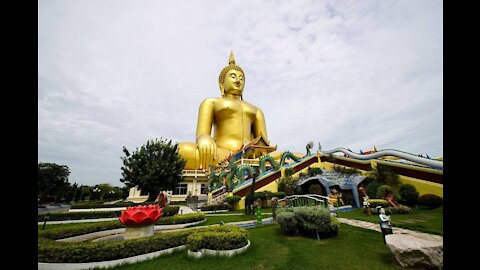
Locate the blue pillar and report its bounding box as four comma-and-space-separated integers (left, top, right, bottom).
351, 186, 360, 208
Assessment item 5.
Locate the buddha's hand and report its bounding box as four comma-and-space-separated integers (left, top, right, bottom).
197, 135, 217, 170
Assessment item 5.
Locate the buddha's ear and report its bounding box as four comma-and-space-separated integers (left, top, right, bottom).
219, 83, 225, 97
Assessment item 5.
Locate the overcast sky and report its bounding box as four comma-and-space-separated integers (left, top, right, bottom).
38, 0, 443, 187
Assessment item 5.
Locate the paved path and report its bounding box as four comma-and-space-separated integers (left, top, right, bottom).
337, 217, 443, 242
178, 206, 195, 214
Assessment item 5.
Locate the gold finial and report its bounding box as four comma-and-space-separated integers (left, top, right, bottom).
229, 51, 235, 65
218, 51, 245, 85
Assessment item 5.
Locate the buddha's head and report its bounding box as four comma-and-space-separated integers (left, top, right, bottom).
218, 51, 245, 98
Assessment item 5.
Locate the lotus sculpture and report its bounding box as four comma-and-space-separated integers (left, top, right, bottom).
119, 204, 163, 226
119, 205, 163, 239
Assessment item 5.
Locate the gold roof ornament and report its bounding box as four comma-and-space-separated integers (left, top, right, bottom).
229, 51, 236, 65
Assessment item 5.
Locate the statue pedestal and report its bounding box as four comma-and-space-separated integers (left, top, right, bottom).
124, 224, 155, 240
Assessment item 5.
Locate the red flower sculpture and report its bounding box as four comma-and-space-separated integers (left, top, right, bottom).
119, 204, 163, 226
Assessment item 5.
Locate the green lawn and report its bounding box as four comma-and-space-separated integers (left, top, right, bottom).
190, 215, 260, 227
107, 223, 403, 270
38, 221, 102, 231
205, 209, 273, 215
339, 207, 443, 235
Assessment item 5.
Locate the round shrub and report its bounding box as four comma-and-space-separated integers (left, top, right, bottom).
399, 184, 419, 206
277, 206, 338, 238
418, 194, 443, 209
187, 226, 248, 252
224, 196, 241, 209
366, 181, 382, 198
376, 185, 393, 199
272, 191, 287, 199
292, 206, 332, 234
276, 211, 298, 234
376, 185, 402, 202
200, 204, 229, 211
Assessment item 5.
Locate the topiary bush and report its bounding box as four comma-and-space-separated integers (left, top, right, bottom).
276, 206, 338, 238
187, 225, 248, 252
418, 194, 443, 209
399, 184, 419, 206
276, 211, 298, 235
376, 185, 402, 202
271, 191, 287, 199
376, 185, 393, 199
224, 196, 241, 210
366, 181, 383, 198
292, 206, 333, 234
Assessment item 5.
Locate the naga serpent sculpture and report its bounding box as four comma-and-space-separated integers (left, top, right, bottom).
208, 151, 305, 191
321, 147, 443, 169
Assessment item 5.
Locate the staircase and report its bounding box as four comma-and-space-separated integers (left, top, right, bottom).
211, 189, 228, 205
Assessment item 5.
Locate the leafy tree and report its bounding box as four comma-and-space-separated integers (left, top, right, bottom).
78, 185, 91, 201
399, 184, 419, 206
73, 184, 82, 202
120, 138, 186, 201
38, 162, 71, 204
368, 164, 400, 188
65, 183, 78, 203
284, 168, 295, 177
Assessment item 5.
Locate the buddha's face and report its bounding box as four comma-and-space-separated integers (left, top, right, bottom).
221, 69, 244, 96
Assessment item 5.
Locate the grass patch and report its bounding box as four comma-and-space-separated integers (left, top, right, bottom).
205, 209, 273, 215
340, 207, 443, 235
38, 221, 107, 231
107, 224, 403, 270
189, 215, 259, 227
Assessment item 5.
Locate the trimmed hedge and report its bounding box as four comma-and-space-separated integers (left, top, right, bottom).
39, 213, 206, 240
418, 194, 443, 209
39, 220, 123, 240
38, 211, 122, 222
38, 206, 179, 222
398, 184, 419, 206
187, 225, 248, 252
200, 204, 229, 211
39, 222, 248, 263
38, 230, 191, 263
224, 196, 241, 205
156, 213, 205, 225
70, 201, 143, 209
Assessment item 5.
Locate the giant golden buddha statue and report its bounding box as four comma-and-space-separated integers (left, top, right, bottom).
178, 52, 272, 170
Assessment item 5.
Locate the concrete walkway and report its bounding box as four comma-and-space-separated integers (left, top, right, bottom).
337, 217, 443, 242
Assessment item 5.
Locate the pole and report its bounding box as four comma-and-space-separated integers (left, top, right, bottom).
248, 175, 256, 215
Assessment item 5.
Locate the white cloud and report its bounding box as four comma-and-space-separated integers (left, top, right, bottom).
38, 0, 443, 186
